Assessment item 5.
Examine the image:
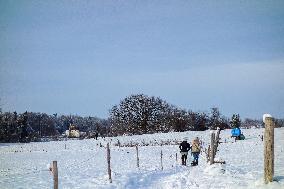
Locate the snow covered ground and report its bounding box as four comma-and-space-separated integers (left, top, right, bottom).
0, 128, 283, 189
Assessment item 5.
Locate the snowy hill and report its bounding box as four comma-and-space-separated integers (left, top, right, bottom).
0, 128, 283, 189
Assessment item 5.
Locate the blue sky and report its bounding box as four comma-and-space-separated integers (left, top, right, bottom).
1, 0, 284, 119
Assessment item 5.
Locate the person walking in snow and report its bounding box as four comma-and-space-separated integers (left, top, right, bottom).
95, 132, 98, 140
191, 137, 201, 166
179, 138, 191, 166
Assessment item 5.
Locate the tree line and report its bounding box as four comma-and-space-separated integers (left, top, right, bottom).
109, 94, 283, 135
0, 111, 109, 142
0, 94, 283, 142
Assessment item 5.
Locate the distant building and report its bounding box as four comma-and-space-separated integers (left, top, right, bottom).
66, 124, 80, 138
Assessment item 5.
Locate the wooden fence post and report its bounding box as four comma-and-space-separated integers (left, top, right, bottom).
264, 117, 274, 184
161, 150, 163, 170
207, 146, 210, 162
214, 129, 220, 158
210, 132, 215, 165
52, 161, 58, 189
136, 145, 139, 168
176, 153, 178, 163
118, 140, 121, 148
107, 143, 112, 183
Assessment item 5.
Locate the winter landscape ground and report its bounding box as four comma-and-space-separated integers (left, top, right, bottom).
0, 128, 283, 189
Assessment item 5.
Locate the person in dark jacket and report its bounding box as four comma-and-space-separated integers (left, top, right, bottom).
95, 132, 98, 140
179, 138, 191, 166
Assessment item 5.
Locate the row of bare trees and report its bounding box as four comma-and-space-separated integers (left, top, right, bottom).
109, 94, 230, 136
109, 94, 284, 136
1, 94, 283, 142
0, 111, 109, 142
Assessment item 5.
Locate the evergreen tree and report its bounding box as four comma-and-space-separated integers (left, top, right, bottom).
230, 114, 241, 128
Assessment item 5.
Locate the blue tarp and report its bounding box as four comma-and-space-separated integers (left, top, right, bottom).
231, 128, 241, 137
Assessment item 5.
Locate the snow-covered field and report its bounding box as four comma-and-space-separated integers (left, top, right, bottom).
0, 128, 283, 189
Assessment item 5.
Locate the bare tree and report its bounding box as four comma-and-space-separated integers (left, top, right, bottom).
109, 94, 172, 135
